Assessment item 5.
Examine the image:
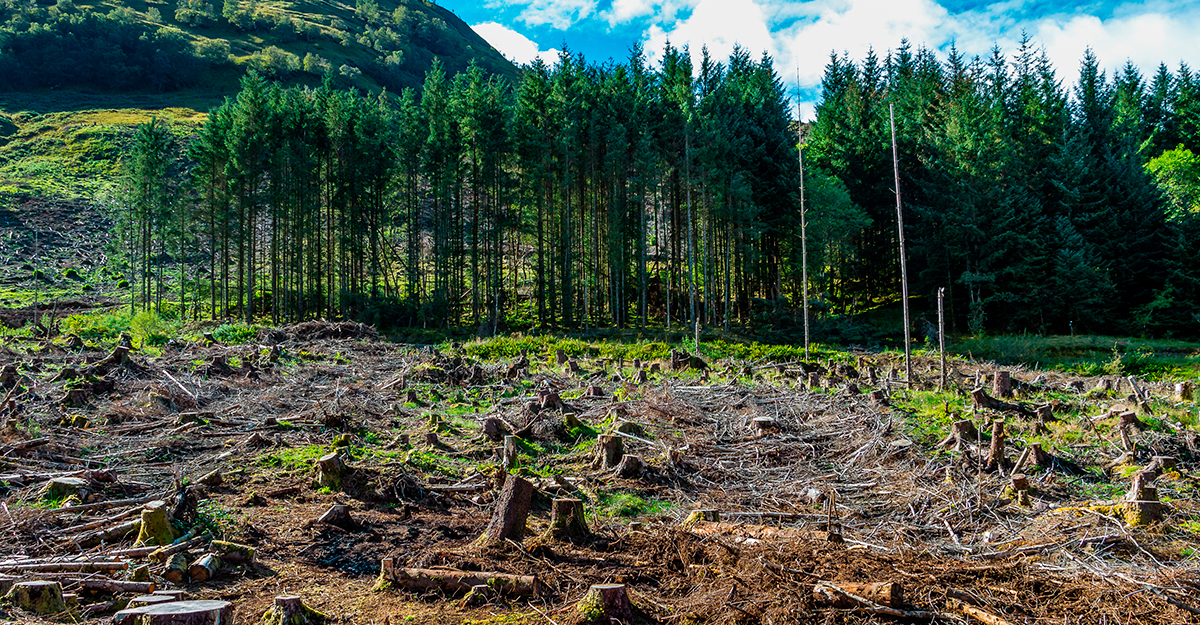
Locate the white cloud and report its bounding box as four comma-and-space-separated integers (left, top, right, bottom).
633, 0, 1200, 120
472, 22, 562, 66
644, 0, 776, 69
517, 0, 598, 28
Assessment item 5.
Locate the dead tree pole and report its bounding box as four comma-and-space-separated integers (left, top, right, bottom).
938, 287, 946, 389
890, 103, 912, 382
797, 99, 810, 362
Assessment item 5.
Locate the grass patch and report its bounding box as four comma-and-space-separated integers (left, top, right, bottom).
257, 444, 327, 470
594, 491, 673, 518
953, 334, 1200, 380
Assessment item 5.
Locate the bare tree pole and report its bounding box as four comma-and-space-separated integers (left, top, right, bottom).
938, 287, 946, 389
797, 90, 810, 362
890, 103, 912, 382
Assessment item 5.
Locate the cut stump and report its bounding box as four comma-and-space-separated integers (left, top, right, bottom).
548, 498, 589, 540
258, 595, 328, 625
3, 580, 67, 615
577, 584, 633, 624
114, 600, 233, 625
482, 475, 533, 544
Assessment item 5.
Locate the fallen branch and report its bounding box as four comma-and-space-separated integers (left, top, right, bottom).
378, 559, 539, 597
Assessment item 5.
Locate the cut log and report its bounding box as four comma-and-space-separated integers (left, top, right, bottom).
316, 504, 359, 532
814, 581, 903, 609
577, 584, 632, 624
379, 560, 539, 597
74, 579, 155, 594
210, 540, 255, 565
160, 553, 189, 584
689, 520, 842, 544
592, 435, 623, 470
482, 475, 533, 544
187, 554, 221, 583
313, 453, 344, 490
114, 600, 233, 625
993, 371, 1013, 399
136, 500, 176, 547
148, 535, 210, 564
548, 498, 589, 540
614, 454, 643, 478
2, 580, 67, 614
258, 594, 328, 625
197, 470, 223, 487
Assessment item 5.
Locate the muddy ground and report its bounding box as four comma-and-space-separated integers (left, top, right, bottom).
0, 322, 1197, 624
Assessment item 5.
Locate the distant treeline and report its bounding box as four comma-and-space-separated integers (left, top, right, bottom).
812, 38, 1200, 337
119, 39, 1200, 336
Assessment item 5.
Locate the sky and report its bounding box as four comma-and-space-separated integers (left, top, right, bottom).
439, 0, 1200, 121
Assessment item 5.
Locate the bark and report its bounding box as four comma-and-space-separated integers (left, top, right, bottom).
577, 584, 632, 624
482, 475, 533, 543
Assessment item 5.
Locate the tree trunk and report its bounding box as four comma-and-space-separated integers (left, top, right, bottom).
482, 475, 533, 544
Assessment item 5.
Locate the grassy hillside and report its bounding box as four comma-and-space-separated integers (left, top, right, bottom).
0, 0, 518, 99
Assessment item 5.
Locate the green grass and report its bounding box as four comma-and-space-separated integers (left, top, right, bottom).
953, 334, 1200, 380
258, 444, 328, 470
594, 491, 673, 518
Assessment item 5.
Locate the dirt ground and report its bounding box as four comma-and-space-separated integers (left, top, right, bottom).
0, 323, 1197, 624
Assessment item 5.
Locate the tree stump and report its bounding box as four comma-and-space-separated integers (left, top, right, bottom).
0, 363, 16, 387
548, 498, 589, 540
258, 595, 328, 625
539, 391, 565, 412
160, 553, 189, 584
3, 580, 67, 614
567, 360, 581, 374
993, 371, 1013, 398
1175, 382, 1193, 402
866, 367, 878, 386
1030, 442, 1052, 469
114, 600, 233, 625
503, 435, 519, 470
136, 500, 176, 547
1144, 456, 1177, 479
482, 475, 533, 544
1035, 404, 1055, 423
313, 453, 344, 489
481, 417, 506, 442
938, 419, 977, 449
198, 470, 223, 487
555, 349, 568, 365
187, 554, 221, 583
1123, 471, 1163, 526
585, 385, 605, 397
807, 372, 821, 389
424, 432, 439, 446
317, 504, 359, 531
592, 435, 623, 470
129, 594, 177, 609
649, 362, 661, 374
563, 413, 584, 430
39, 476, 89, 503
986, 420, 1006, 471
403, 390, 420, 405
868, 390, 887, 406
576, 584, 632, 624
845, 382, 861, 396
1010, 474, 1030, 491
635, 369, 648, 384
614, 454, 643, 478
1118, 411, 1146, 431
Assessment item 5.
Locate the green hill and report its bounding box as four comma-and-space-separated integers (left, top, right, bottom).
0, 0, 518, 99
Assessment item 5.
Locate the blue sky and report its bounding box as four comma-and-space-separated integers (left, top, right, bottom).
438, 0, 1200, 120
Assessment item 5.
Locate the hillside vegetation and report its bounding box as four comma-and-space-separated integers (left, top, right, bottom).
0, 0, 517, 95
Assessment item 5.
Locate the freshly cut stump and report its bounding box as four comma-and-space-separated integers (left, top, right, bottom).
548, 498, 589, 540
114, 599, 233, 625
3, 580, 67, 615
577, 584, 633, 624
482, 475, 533, 543
258, 594, 328, 625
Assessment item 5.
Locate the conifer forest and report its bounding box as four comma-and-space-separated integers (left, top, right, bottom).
119, 38, 1200, 338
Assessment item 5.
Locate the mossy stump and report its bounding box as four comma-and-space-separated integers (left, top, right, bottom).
258, 595, 328, 625
548, 498, 589, 541
3, 580, 67, 615
136, 500, 176, 547
313, 453, 344, 490
1123, 471, 1163, 526
577, 584, 632, 624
